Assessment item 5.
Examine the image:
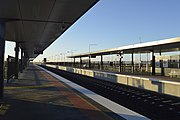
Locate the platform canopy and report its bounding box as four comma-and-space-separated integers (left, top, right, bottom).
69, 37, 180, 58
0, 0, 99, 59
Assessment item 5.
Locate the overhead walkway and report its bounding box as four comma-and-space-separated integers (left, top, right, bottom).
0, 64, 149, 120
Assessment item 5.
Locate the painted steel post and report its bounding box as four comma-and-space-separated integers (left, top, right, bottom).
159, 51, 164, 76
119, 53, 122, 73
178, 55, 180, 68
23, 52, 27, 68
89, 55, 91, 69
179, 55, 180, 68
100, 55, 103, 70
146, 52, 149, 72
73, 57, 75, 67
151, 51, 155, 75
0, 22, 5, 99
20, 49, 23, 73
131, 52, 134, 73
14, 42, 19, 79
80, 57, 82, 68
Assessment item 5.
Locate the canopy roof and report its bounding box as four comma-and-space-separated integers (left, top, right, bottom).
0, 0, 98, 59
69, 37, 180, 58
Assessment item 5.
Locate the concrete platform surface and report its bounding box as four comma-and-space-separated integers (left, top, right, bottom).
0, 64, 124, 120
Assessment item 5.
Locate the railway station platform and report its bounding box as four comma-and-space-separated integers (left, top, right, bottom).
45, 64, 180, 98
0, 64, 149, 120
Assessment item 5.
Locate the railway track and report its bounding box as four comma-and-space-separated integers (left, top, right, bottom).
41, 65, 180, 120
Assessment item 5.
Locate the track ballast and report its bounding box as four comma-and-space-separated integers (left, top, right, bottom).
41, 65, 180, 120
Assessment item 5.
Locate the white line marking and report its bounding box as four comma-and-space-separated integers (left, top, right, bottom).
38, 65, 150, 120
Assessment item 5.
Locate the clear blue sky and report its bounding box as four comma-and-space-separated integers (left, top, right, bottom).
5, 0, 180, 62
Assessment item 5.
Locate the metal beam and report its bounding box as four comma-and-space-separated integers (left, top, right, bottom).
14, 42, 19, 79
0, 18, 72, 24
0, 22, 5, 99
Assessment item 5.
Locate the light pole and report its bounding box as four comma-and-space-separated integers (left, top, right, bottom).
67, 50, 76, 66
55, 55, 58, 65
60, 53, 66, 66
51, 56, 54, 62
58, 54, 60, 66
88, 44, 97, 68
59, 53, 62, 65
89, 44, 97, 53
139, 37, 142, 73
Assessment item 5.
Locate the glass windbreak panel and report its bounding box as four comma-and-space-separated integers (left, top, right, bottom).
156, 54, 180, 68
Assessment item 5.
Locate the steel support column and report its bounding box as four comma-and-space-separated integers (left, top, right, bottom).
151, 51, 155, 75
100, 55, 103, 70
179, 59, 180, 68
14, 42, 19, 79
119, 53, 122, 73
159, 51, 164, 76
25, 57, 28, 68
89, 56, 91, 69
20, 49, 23, 73
131, 52, 134, 73
23, 52, 27, 68
0, 22, 5, 99
23, 56, 25, 70
73, 57, 75, 67
179, 54, 180, 68
80, 57, 82, 68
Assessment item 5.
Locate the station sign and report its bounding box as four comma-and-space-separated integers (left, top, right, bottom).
34, 50, 43, 54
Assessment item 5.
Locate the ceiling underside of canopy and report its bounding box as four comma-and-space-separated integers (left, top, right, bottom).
0, 0, 99, 59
